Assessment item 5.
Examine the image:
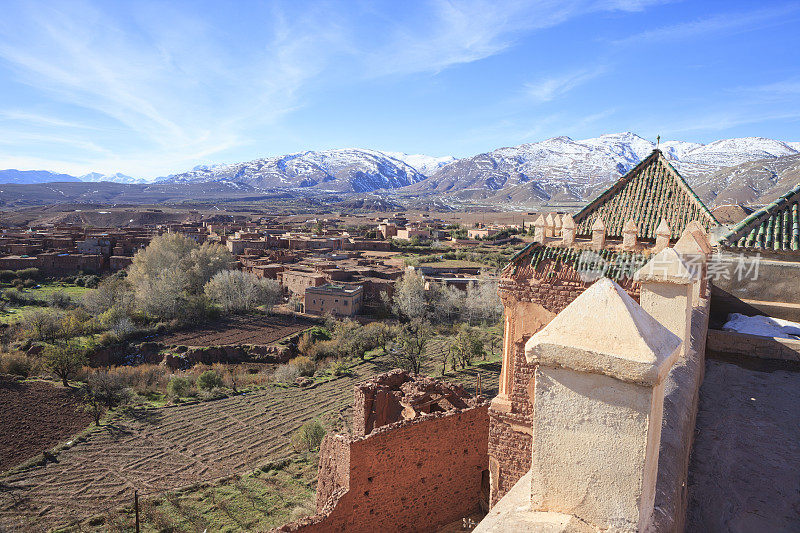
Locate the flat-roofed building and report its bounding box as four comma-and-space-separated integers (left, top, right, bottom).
305, 283, 363, 317
281, 269, 327, 297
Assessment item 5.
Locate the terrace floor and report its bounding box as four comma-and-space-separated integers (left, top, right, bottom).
686, 354, 800, 532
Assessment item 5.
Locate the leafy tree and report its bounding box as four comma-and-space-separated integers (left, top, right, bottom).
44, 341, 88, 387
450, 326, 485, 369
363, 322, 393, 353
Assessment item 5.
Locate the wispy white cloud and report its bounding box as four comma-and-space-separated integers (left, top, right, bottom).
735, 79, 800, 96
0, 1, 347, 177
364, 0, 668, 76
525, 66, 608, 102
0, 111, 100, 130
613, 4, 800, 46
0, 0, 671, 177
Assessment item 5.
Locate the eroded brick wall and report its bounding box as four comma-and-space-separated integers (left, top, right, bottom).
280, 405, 489, 533
314, 435, 350, 515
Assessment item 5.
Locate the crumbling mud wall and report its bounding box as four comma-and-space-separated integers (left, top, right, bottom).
278, 372, 490, 533
353, 369, 473, 437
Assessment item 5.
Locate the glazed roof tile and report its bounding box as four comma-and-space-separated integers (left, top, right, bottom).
719, 183, 800, 252
573, 149, 718, 240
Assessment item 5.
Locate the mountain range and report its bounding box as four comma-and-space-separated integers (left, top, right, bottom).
2, 133, 799, 206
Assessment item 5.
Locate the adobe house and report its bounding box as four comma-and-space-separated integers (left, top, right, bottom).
489, 149, 719, 504
304, 283, 364, 317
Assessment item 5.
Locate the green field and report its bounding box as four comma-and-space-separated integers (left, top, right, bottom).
0, 283, 93, 323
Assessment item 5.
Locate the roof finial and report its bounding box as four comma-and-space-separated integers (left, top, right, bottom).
656, 135, 661, 149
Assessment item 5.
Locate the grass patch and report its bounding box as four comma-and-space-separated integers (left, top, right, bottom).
0, 282, 92, 323
57, 456, 318, 532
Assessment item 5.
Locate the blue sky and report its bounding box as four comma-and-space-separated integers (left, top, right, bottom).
0, 0, 798, 178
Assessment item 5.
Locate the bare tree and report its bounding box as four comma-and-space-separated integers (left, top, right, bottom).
127, 233, 233, 318
82, 275, 134, 315
204, 270, 282, 313
393, 270, 427, 320
393, 320, 432, 374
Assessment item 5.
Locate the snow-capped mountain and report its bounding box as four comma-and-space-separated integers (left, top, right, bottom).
5, 134, 799, 204
0, 169, 80, 184
79, 172, 147, 184
165, 148, 430, 193
380, 152, 456, 176
693, 152, 800, 207
411, 133, 800, 204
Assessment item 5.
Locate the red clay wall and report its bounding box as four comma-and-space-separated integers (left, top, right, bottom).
281, 405, 489, 533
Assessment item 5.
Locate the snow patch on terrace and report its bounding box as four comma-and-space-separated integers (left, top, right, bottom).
722, 313, 800, 339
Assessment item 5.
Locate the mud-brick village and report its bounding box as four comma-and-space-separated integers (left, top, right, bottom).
3, 3, 800, 532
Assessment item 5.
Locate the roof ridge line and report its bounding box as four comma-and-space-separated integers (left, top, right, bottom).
721, 182, 800, 244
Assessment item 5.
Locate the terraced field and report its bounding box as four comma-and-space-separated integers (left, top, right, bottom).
0, 350, 499, 532
155, 314, 315, 346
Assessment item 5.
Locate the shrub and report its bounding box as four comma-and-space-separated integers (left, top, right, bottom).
0, 352, 33, 377
197, 370, 222, 390
326, 360, 350, 377
3, 288, 31, 305
291, 419, 326, 452
296, 332, 315, 357
167, 376, 192, 397
308, 339, 341, 361
104, 364, 170, 394
273, 363, 300, 384
304, 326, 331, 342
82, 275, 100, 289
290, 356, 316, 377
0, 270, 15, 282
47, 290, 73, 309
17, 268, 40, 281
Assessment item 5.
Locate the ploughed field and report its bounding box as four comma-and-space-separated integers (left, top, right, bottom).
0, 349, 499, 531
0, 378, 94, 472
155, 314, 316, 346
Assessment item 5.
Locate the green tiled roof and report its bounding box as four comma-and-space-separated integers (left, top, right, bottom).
502, 243, 648, 281
720, 183, 800, 251
573, 149, 718, 240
